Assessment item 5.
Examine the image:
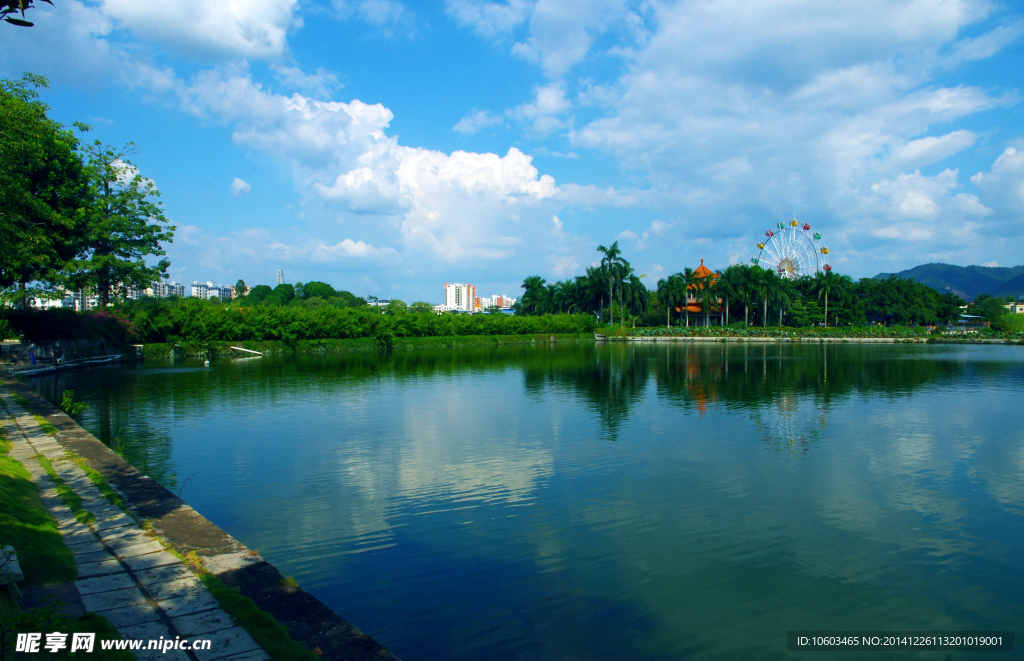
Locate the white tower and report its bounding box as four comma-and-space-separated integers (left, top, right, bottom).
276, 269, 284, 286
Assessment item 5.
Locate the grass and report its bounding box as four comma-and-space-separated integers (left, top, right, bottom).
70, 457, 130, 515
199, 573, 319, 661
160, 548, 317, 661
35, 456, 95, 526
33, 415, 59, 436
0, 431, 75, 585
1, 601, 133, 661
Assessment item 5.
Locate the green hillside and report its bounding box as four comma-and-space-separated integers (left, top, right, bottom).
873, 263, 1024, 300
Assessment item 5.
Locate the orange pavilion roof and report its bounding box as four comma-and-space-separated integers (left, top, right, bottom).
693, 258, 715, 279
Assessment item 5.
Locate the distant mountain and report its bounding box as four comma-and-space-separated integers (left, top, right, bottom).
872, 263, 1024, 301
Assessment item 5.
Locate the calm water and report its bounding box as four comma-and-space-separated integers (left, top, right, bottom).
29, 343, 1024, 660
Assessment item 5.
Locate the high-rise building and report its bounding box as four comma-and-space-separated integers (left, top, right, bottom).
277, 269, 284, 286
443, 283, 476, 311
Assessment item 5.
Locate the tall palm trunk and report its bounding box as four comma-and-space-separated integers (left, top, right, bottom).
763, 296, 768, 327
745, 304, 749, 326
824, 293, 828, 327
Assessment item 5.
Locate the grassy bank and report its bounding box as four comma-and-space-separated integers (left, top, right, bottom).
617, 325, 1024, 342
142, 332, 596, 357
0, 426, 132, 661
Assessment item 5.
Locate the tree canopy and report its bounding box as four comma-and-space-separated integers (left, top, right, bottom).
1, 74, 175, 306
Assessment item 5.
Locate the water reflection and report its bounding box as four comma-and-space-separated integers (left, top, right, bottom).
26, 342, 1024, 661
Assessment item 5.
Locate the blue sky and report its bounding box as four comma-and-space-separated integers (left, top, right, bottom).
3, 0, 1023, 302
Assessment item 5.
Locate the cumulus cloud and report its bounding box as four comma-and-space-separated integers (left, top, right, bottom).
454, 109, 503, 134
538, 0, 1024, 273
231, 178, 252, 196
508, 82, 571, 134
180, 71, 558, 261
101, 0, 299, 59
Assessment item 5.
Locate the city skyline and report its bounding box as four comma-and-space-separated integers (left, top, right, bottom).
2, 2, 1022, 303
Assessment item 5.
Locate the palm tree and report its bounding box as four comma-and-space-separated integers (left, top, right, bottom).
656, 276, 674, 327
750, 266, 777, 327
614, 259, 634, 327
554, 279, 576, 314
717, 265, 743, 326
776, 277, 794, 326
681, 267, 697, 327
596, 241, 624, 324
520, 275, 547, 315
624, 272, 648, 327
810, 271, 853, 327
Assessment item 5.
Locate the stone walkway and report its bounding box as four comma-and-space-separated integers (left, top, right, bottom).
0, 391, 270, 661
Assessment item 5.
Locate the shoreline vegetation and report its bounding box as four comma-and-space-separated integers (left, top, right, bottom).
143, 333, 598, 358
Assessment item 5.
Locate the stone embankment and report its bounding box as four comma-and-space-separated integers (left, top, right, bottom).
1, 374, 398, 661
599, 334, 1023, 344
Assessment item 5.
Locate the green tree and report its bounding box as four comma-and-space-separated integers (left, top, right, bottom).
520, 275, 547, 315
716, 265, 745, 326
70, 142, 174, 306
0, 74, 91, 305
409, 301, 434, 313
245, 284, 272, 303
656, 276, 674, 327
596, 241, 624, 324
810, 270, 851, 327
302, 281, 338, 299
234, 279, 248, 297
385, 299, 408, 314
971, 294, 1009, 322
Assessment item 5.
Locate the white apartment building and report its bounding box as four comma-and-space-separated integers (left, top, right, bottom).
444, 283, 476, 311
1006, 302, 1024, 314
147, 281, 186, 298
191, 281, 235, 300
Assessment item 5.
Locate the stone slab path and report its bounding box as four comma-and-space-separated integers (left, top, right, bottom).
1, 391, 270, 661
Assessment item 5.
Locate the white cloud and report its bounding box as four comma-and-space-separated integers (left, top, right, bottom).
454, 109, 503, 134
551, 214, 562, 231
101, 0, 299, 59
270, 238, 397, 260
445, 0, 532, 37
889, 130, 976, 169
509, 81, 571, 134
972, 147, 1024, 207
615, 229, 637, 240
181, 71, 559, 261
512, 0, 635, 78
271, 65, 342, 98
334, 0, 415, 37
231, 178, 252, 196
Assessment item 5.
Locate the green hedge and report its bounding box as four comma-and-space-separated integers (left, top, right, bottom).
115, 298, 594, 343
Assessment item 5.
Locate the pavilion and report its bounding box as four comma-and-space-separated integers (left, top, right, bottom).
675, 259, 725, 326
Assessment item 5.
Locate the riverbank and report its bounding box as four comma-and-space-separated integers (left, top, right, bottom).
0, 374, 398, 661
603, 335, 1024, 344
600, 326, 1024, 344
143, 332, 595, 357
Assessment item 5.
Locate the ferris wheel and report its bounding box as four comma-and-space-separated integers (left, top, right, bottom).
751, 218, 831, 278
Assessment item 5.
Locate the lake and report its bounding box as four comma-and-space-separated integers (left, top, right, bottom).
28, 342, 1024, 660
